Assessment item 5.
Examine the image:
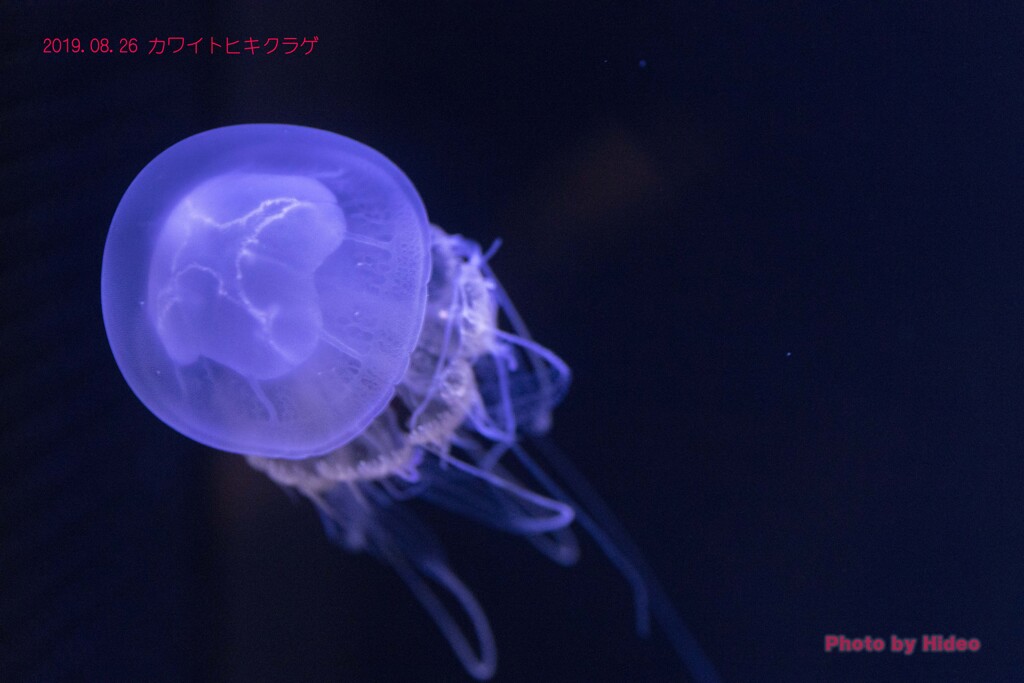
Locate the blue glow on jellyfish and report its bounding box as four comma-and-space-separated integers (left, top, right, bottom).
101, 124, 719, 681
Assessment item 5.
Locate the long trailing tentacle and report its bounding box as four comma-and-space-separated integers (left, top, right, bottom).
477, 251, 572, 414
431, 448, 575, 535
419, 437, 582, 566
512, 438, 722, 683
385, 539, 498, 680
466, 245, 720, 681
313, 482, 498, 680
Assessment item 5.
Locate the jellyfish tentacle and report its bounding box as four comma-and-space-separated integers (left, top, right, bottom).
512, 439, 723, 683
471, 325, 570, 439
509, 442, 651, 631
489, 339, 518, 438
520, 518, 581, 567
478, 257, 572, 407
425, 433, 582, 566
493, 328, 572, 405
379, 464, 431, 501
474, 457, 581, 565
388, 553, 497, 681
321, 480, 498, 680
431, 450, 575, 534
397, 445, 577, 555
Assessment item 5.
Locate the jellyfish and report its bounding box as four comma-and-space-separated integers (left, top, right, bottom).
100, 124, 719, 681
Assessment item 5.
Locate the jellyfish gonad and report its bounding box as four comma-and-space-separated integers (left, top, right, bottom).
100, 124, 719, 682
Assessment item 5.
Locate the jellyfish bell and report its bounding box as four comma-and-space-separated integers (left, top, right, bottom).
101, 124, 720, 682
103, 124, 431, 459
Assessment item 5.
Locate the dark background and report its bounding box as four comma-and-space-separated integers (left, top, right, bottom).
3, 2, 1022, 681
